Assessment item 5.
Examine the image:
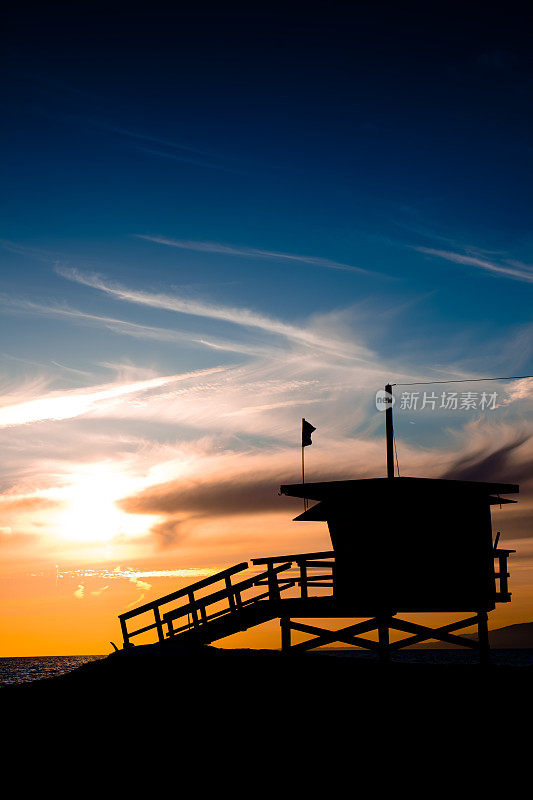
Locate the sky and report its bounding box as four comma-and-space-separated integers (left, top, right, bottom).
1, 2, 532, 655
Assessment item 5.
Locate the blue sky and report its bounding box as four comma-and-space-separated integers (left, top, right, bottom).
3, 6, 532, 341
1, 4, 532, 633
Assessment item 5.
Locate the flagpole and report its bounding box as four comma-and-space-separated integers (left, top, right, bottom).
301, 417, 315, 511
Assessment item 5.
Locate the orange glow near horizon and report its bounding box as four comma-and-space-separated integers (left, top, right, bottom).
1, 378, 531, 657
1, 497, 532, 656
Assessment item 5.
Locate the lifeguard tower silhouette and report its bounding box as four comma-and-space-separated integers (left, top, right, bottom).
118, 386, 518, 662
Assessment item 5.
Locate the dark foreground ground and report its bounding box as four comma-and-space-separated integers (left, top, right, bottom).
4, 642, 532, 709
3, 644, 531, 781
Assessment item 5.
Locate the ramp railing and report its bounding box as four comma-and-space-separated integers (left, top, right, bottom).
251, 550, 335, 599
494, 547, 515, 602
119, 563, 249, 647
163, 561, 296, 637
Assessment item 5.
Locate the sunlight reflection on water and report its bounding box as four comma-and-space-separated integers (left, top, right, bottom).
0, 655, 105, 686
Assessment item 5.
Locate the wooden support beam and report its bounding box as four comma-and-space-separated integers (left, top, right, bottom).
388, 615, 479, 650
388, 617, 479, 649
378, 617, 390, 663
478, 611, 490, 665
290, 630, 381, 653
284, 613, 490, 657
288, 618, 379, 638
286, 618, 380, 652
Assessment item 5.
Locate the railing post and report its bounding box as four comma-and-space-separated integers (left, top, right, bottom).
226, 575, 237, 612
154, 605, 164, 643
281, 617, 291, 652
498, 553, 509, 595
267, 561, 281, 602
189, 591, 199, 628
299, 560, 308, 599
120, 617, 130, 649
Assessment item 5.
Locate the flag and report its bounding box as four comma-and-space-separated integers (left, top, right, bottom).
302, 418, 316, 447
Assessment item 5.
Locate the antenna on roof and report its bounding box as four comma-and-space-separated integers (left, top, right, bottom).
385, 383, 395, 479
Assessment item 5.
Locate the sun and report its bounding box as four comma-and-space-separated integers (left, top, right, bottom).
51, 464, 153, 543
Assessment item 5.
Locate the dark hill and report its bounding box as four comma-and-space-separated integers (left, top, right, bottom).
412, 620, 533, 648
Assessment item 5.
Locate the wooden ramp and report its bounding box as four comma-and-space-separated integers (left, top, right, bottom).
118, 547, 513, 661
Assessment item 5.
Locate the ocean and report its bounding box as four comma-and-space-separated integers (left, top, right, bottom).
1, 649, 533, 687
0, 655, 105, 687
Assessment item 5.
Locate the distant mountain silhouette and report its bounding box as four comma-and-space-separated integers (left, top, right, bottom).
413, 621, 533, 649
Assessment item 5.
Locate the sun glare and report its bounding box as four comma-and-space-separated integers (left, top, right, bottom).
51, 465, 154, 543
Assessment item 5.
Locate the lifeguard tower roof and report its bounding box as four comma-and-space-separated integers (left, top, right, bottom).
281, 476, 519, 500
281, 477, 518, 521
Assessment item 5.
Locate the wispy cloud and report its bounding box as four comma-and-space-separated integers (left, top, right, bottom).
502, 377, 533, 405
125, 574, 152, 606
1, 351, 93, 376
0, 367, 225, 428
0, 494, 61, 512
74, 583, 109, 599
0, 297, 276, 357
87, 119, 235, 171
1, 238, 68, 262
136, 234, 376, 275
90, 585, 109, 597
134, 145, 235, 172
57, 566, 217, 580
414, 246, 533, 283
88, 120, 213, 158
56, 267, 367, 357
